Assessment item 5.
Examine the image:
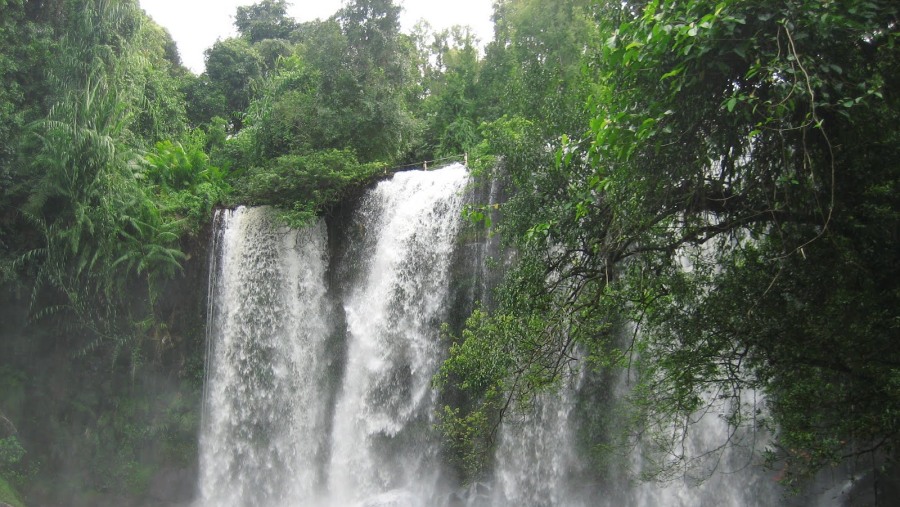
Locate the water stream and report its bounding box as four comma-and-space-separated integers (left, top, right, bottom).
198, 165, 468, 507
196, 164, 839, 507
199, 207, 334, 507
326, 165, 468, 505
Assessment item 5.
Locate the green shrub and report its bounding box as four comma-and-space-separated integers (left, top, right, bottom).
238, 149, 380, 226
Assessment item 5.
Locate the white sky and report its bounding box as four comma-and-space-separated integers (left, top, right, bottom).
140, 0, 495, 74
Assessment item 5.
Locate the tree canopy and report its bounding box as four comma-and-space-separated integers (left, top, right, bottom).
437, 0, 900, 490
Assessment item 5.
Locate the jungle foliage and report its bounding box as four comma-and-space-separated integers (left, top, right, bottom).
0, 0, 218, 503
437, 0, 900, 492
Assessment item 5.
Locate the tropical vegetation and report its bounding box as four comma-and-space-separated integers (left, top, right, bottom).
0, 0, 897, 504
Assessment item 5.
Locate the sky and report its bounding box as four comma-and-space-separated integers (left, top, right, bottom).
140, 0, 495, 74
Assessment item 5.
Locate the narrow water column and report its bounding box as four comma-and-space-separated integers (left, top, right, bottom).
326, 164, 470, 505
197, 207, 333, 507
489, 374, 587, 507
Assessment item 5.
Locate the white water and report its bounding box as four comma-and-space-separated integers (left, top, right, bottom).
198, 207, 334, 507
487, 373, 587, 507
624, 393, 781, 507
326, 165, 469, 505
197, 164, 822, 507
198, 165, 469, 507
483, 376, 785, 507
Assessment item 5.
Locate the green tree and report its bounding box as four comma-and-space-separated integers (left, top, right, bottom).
477, 0, 598, 133
319, 0, 416, 161
417, 26, 482, 158
204, 37, 263, 132
181, 73, 228, 129
0, 0, 25, 183
234, 0, 297, 43
0, 0, 53, 281
238, 149, 379, 226
17, 0, 203, 364
0, 1, 219, 502
144, 134, 230, 234
439, 0, 900, 488
130, 15, 189, 143
245, 54, 320, 160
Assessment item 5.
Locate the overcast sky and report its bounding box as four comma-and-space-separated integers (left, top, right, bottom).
140, 0, 495, 74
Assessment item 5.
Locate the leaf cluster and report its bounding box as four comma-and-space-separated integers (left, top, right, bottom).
236, 149, 380, 227
437, 0, 900, 488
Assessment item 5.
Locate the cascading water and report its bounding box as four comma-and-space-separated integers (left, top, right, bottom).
484, 369, 787, 507
198, 165, 469, 507
486, 373, 588, 507
197, 163, 838, 507
326, 164, 469, 505
198, 207, 334, 507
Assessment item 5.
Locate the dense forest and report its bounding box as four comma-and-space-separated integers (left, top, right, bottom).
0, 0, 898, 505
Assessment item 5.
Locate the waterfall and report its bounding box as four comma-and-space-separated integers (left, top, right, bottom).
326, 164, 469, 505
619, 388, 782, 507
200, 208, 331, 507
197, 164, 831, 507
198, 165, 468, 507
198, 207, 334, 507
487, 373, 588, 507
482, 374, 786, 507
